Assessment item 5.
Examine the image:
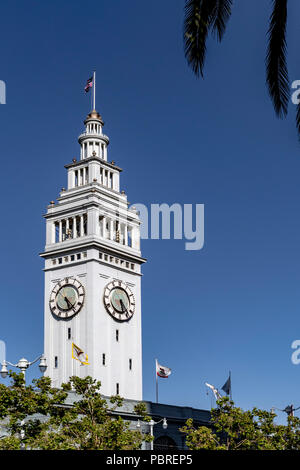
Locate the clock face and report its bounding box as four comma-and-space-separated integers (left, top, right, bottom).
49, 277, 85, 318
104, 280, 135, 321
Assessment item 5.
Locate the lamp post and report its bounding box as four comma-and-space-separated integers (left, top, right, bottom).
136, 417, 168, 450
0, 354, 47, 383
0, 354, 47, 449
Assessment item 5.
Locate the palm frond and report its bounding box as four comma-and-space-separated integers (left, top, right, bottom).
211, 0, 233, 42
296, 102, 300, 139
266, 0, 289, 118
184, 0, 218, 77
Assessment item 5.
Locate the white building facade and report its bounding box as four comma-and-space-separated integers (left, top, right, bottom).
40, 109, 146, 400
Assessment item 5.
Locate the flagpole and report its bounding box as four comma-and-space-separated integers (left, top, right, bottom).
71, 342, 74, 378
229, 370, 232, 401
155, 359, 158, 403
93, 71, 96, 110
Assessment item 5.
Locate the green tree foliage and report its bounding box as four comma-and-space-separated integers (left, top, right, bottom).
180, 397, 300, 450
0, 373, 151, 450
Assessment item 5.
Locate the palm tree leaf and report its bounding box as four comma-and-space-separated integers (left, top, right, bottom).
211, 0, 233, 42
184, 0, 218, 77
296, 102, 300, 139
266, 0, 289, 118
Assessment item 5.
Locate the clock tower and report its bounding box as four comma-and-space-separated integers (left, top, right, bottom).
40, 106, 145, 400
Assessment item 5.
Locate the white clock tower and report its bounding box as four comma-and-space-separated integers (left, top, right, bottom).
40, 103, 145, 400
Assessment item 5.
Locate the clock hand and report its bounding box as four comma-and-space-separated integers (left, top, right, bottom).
120, 299, 127, 313
64, 296, 72, 309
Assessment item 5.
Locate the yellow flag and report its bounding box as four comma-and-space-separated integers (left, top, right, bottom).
72, 342, 89, 365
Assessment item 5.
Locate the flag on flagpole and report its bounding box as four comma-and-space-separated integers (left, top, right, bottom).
72, 342, 89, 365
84, 76, 93, 93
205, 383, 221, 400
221, 374, 231, 396
156, 359, 171, 378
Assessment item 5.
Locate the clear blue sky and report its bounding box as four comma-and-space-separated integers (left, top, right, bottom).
1, 0, 300, 424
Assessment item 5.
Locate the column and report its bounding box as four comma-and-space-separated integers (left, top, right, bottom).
66, 218, 69, 238
52, 222, 56, 243
124, 224, 128, 246
59, 220, 62, 242
80, 215, 84, 237
73, 217, 77, 238
102, 216, 106, 238
110, 219, 114, 241
132, 226, 140, 250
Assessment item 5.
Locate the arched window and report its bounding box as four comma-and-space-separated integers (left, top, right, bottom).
154, 436, 177, 451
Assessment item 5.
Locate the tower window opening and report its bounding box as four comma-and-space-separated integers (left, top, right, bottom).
116, 330, 119, 342
55, 222, 59, 243
129, 359, 132, 370
102, 353, 106, 366
77, 253, 81, 260
83, 213, 88, 236
76, 216, 80, 237
62, 220, 67, 241
128, 228, 133, 248
71, 254, 75, 261
116, 383, 119, 395
89, 142, 93, 157
58, 258, 62, 264
75, 170, 78, 187
54, 356, 58, 368
68, 328, 71, 340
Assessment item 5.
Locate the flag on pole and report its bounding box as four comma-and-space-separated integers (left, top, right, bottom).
84, 76, 93, 93
72, 342, 89, 365
205, 383, 221, 400
221, 374, 231, 396
156, 359, 171, 378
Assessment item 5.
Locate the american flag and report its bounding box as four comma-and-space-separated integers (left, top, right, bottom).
84, 77, 93, 93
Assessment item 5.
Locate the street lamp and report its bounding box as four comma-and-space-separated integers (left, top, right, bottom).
0, 354, 47, 382
136, 417, 168, 450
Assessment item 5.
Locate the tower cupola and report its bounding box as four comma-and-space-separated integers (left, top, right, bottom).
78, 109, 109, 161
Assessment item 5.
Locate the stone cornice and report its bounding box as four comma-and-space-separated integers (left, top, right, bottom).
40, 238, 147, 264
64, 156, 122, 172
